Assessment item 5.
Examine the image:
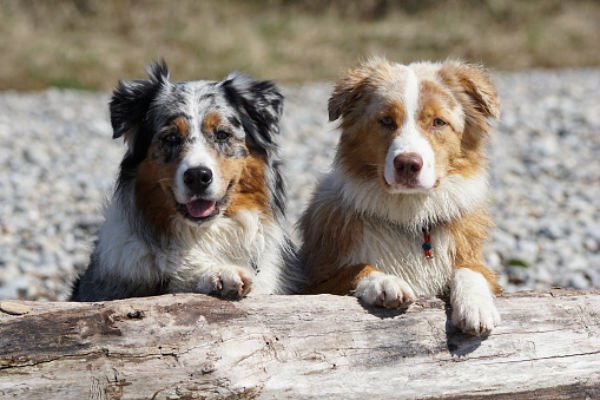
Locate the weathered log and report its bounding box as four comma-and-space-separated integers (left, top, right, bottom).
0, 289, 599, 399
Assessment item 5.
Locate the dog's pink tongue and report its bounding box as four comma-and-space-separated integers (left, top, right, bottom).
186, 199, 216, 218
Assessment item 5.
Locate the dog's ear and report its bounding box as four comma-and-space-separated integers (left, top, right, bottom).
110, 60, 170, 145
440, 62, 499, 120
328, 67, 372, 122
221, 73, 284, 152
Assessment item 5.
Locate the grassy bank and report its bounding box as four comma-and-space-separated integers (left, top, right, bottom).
1, 0, 599, 90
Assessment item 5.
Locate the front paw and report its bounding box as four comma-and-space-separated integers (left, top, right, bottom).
196, 266, 253, 299
451, 298, 500, 336
451, 269, 500, 336
354, 272, 415, 308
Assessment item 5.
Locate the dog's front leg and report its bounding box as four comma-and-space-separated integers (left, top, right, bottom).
170, 264, 253, 299
309, 264, 415, 308
354, 269, 416, 309
450, 265, 501, 336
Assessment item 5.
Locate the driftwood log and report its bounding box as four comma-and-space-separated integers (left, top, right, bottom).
0, 289, 599, 399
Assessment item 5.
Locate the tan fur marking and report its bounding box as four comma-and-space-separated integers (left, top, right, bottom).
304, 59, 501, 298
299, 196, 366, 294
439, 63, 499, 118
447, 208, 502, 295
135, 155, 179, 237
329, 57, 400, 123
385, 101, 406, 130
449, 142, 487, 178
337, 100, 410, 184
173, 116, 189, 137
439, 64, 499, 173
338, 124, 386, 182
416, 94, 460, 182
329, 67, 373, 122
420, 80, 457, 109
307, 264, 381, 295
202, 112, 222, 134
419, 65, 500, 180
224, 153, 270, 217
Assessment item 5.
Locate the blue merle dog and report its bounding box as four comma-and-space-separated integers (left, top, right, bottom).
71, 60, 302, 301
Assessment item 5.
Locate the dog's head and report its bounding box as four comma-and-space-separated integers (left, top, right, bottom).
329, 58, 499, 194
110, 60, 284, 229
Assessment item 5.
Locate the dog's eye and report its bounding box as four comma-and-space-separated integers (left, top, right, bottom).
215, 129, 232, 142
162, 133, 181, 145
379, 116, 396, 130
432, 118, 447, 128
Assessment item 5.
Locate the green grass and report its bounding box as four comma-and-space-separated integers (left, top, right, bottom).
507, 259, 529, 269
1, 0, 599, 90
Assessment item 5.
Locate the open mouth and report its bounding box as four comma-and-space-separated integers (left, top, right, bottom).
171, 182, 234, 224
174, 198, 220, 223
171, 182, 233, 224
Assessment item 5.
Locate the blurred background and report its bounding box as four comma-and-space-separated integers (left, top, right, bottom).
1, 0, 599, 89
0, 0, 599, 301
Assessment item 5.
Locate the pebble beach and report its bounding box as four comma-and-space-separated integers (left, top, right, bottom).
0, 69, 599, 301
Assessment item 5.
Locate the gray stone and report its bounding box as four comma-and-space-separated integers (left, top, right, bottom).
1, 71, 600, 300
506, 266, 530, 285
568, 272, 591, 290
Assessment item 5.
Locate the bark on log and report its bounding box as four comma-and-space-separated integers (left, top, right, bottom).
1, 289, 599, 400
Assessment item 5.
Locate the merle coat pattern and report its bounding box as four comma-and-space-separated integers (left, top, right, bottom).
71, 61, 302, 301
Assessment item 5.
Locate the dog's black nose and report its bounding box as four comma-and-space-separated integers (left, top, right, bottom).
394, 152, 423, 182
183, 167, 213, 193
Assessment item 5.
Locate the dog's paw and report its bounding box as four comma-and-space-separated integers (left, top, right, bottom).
195, 266, 253, 299
354, 272, 415, 308
451, 268, 500, 336
451, 298, 500, 336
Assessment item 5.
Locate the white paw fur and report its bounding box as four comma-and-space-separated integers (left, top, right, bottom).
355, 272, 416, 308
451, 268, 500, 336
195, 265, 253, 299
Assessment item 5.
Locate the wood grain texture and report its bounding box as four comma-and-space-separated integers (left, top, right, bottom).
0, 289, 599, 399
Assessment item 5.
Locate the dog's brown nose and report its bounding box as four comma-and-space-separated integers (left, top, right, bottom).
394, 152, 423, 182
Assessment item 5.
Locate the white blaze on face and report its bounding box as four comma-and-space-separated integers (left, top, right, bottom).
174, 135, 220, 203
383, 66, 437, 192
173, 88, 221, 204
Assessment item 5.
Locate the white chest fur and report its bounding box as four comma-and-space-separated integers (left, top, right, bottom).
167, 209, 288, 295
96, 195, 288, 295
342, 221, 454, 296
318, 168, 489, 297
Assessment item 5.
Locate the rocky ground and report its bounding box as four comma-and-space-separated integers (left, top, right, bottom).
0, 69, 599, 301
